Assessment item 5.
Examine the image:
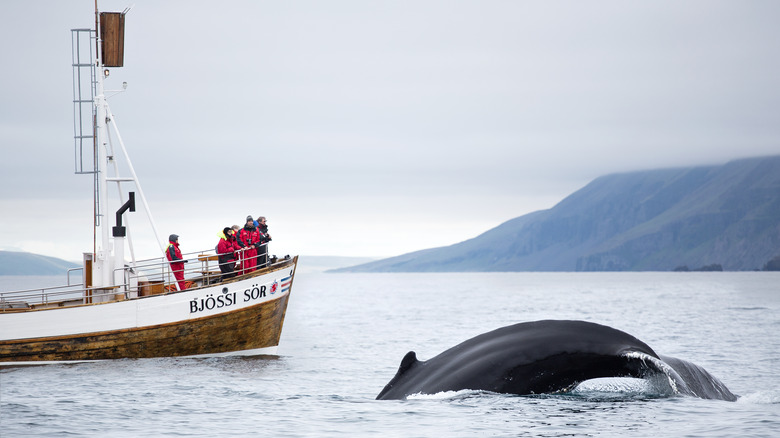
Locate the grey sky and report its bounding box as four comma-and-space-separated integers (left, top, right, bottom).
2, 1, 779, 261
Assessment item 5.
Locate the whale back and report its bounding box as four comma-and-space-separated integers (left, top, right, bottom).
376, 320, 660, 400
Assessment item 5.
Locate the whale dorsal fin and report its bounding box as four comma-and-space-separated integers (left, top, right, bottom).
375, 351, 423, 400
398, 351, 419, 375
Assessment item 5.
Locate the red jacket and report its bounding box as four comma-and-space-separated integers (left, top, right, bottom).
238, 226, 260, 249
217, 237, 237, 263
166, 241, 184, 270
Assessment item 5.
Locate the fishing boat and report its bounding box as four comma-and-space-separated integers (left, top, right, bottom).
0, 7, 298, 365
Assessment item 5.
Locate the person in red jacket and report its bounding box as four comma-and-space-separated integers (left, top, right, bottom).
166, 234, 187, 291
217, 227, 238, 281
237, 216, 260, 274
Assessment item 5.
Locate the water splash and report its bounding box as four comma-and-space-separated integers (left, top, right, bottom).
736, 390, 780, 405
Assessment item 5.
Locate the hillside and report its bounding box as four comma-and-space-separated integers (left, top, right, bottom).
334, 156, 780, 272
0, 251, 80, 275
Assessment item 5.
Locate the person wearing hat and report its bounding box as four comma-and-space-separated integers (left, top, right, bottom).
217, 227, 239, 281
256, 216, 272, 268
166, 234, 187, 291
229, 224, 242, 270
237, 216, 260, 274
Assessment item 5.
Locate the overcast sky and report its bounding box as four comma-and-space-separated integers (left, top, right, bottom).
1, 1, 779, 262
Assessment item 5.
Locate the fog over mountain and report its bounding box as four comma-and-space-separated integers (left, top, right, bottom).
334, 156, 780, 272
0, 251, 80, 276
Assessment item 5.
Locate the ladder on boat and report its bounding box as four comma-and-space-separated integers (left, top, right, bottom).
71, 28, 100, 223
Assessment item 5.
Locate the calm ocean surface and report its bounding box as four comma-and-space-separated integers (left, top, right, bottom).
1, 271, 778, 437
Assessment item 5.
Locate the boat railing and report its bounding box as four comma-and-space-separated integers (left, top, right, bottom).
122, 242, 271, 294
0, 243, 274, 311
67, 267, 84, 286
0, 283, 87, 311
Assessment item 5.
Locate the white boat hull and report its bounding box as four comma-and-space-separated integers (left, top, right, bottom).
0, 257, 297, 365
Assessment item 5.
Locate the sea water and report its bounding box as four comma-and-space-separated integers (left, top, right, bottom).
1, 272, 778, 437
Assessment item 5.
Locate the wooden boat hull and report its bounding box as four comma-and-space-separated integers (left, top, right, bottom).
0, 257, 297, 365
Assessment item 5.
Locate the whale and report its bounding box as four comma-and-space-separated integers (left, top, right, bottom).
376, 320, 737, 401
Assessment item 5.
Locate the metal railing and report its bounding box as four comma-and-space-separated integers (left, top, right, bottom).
0, 283, 87, 310
128, 242, 271, 290
0, 243, 273, 311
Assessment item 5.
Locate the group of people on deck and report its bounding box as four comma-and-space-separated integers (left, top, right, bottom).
165, 215, 272, 290
217, 215, 272, 281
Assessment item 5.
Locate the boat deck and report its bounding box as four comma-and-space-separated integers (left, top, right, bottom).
0, 248, 292, 313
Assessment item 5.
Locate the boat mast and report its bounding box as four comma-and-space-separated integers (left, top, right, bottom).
94, 3, 111, 288
86, 4, 165, 289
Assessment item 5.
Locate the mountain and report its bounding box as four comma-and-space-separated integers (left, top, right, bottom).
334, 156, 780, 272
0, 251, 80, 275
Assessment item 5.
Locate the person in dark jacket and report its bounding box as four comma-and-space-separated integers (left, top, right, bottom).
166, 234, 187, 291
217, 227, 238, 281
256, 216, 272, 268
